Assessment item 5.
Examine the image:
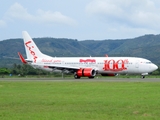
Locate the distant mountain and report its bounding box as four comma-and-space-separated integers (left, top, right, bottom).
0, 34, 160, 67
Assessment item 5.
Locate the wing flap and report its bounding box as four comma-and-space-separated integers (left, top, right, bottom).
48, 65, 80, 71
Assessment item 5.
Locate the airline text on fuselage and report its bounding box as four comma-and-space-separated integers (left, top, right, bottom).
79, 59, 96, 63
103, 59, 128, 71
41, 59, 61, 63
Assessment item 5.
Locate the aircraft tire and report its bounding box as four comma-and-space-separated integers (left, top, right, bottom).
141, 76, 145, 79
74, 74, 80, 79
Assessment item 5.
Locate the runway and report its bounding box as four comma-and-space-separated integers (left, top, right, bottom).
0, 77, 160, 82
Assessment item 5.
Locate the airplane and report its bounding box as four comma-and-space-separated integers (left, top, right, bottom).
18, 31, 158, 79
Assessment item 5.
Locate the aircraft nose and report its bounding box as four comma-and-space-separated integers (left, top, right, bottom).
152, 64, 158, 71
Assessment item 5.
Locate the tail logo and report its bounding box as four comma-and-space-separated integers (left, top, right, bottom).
25, 41, 38, 63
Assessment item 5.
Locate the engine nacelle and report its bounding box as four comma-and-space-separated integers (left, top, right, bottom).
101, 73, 118, 76
76, 68, 96, 77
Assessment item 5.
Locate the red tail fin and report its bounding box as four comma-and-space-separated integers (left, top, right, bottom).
18, 52, 27, 64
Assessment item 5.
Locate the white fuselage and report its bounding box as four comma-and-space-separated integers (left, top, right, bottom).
30, 57, 158, 75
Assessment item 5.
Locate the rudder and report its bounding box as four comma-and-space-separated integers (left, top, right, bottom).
22, 31, 45, 63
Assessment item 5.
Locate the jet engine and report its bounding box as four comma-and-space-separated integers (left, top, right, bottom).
74, 68, 96, 79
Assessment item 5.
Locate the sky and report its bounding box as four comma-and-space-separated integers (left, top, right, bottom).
1, 0, 160, 41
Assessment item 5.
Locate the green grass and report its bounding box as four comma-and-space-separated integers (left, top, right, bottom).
0, 81, 160, 120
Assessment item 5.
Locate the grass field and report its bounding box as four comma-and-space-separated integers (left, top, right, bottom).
0, 80, 160, 120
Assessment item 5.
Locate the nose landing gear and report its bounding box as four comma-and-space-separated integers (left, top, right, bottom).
141, 73, 148, 79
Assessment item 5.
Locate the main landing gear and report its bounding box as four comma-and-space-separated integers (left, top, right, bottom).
141, 75, 145, 79
74, 74, 80, 79
74, 74, 95, 79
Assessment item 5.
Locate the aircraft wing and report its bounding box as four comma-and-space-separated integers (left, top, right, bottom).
31, 63, 81, 73
47, 65, 98, 74
48, 65, 80, 71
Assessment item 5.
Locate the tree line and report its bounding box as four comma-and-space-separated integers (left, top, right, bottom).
0, 64, 54, 78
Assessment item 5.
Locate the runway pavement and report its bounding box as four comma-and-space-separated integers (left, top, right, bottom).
0, 77, 160, 82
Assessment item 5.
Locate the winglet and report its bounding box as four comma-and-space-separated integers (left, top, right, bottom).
18, 52, 27, 64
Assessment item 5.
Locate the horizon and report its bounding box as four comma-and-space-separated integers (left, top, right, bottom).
0, 33, 159, 41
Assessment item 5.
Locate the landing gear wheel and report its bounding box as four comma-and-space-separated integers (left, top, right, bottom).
74, 74, 80, 79
141, 76, 145, 79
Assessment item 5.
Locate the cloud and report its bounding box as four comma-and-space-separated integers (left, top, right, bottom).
6, 3, 34, 21
86, 0, 160, 29
6, 3, 77, 26
36, 9, 77, 26
86, 0, 124, 17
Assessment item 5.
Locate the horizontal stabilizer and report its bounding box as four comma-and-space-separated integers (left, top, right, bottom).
18, 52, 27, 64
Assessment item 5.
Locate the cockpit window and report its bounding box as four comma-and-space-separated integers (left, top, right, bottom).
146, 62, 152, 64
